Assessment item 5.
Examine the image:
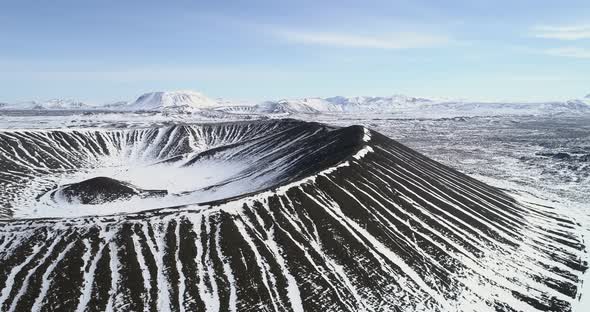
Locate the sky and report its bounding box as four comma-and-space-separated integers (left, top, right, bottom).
0, 0, 589, 103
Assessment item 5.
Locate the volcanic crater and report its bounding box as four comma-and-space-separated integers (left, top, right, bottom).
0, 119, 586, 311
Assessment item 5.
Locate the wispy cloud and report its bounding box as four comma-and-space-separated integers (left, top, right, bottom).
505, 74, 588, 82
532, 24, 590, 40
274, 29, 450, 49
544, 47, 590, 59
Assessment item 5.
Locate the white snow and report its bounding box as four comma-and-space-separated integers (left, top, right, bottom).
105, 241, 121, 312
362, 127, 371, 142
131, 233, 152, 310
352, 146, 374, 160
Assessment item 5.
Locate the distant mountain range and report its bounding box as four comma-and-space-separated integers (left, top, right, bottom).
2, 90, 590, 117
0, 99, 94, 110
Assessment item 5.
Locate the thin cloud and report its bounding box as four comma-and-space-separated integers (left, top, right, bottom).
274, 29, 450, 49
532, 24, 590, 40
544, 47, 590, 59
505, 74, 587, 82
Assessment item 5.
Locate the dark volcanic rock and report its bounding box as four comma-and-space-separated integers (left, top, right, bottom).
58, 176, 167, 204
536, 152, 572, 160
552, 152, 571, 160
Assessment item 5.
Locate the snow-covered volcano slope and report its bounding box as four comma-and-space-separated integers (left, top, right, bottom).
0, 120, 586, 311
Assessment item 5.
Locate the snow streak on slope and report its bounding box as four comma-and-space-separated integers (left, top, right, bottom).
0, 120, 586, 311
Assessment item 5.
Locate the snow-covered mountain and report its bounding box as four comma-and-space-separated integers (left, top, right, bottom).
253, 95, 433, 114
252, 95, 590, 116
0, 99, 93, 110
43, 99, 92, 109
324, 95, 433, 112
2, 91, 589, 117
124, 90, 218, 112
255, 98, 343, 114
101, 101, 129, 110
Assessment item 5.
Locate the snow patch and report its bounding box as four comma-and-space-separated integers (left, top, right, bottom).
353, 146, 374, 160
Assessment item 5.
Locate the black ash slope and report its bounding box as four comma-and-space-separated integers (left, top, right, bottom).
0, 119, 586, 312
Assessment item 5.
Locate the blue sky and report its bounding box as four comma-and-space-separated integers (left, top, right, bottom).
0, 0, 589, 103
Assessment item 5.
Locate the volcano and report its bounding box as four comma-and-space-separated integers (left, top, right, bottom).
0, 119, 585, 311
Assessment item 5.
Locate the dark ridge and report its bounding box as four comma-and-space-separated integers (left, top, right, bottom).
198, 124, 365, 201
116, 223, 146, 311
178, 218, 207, 311
88, 242, 113, 311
